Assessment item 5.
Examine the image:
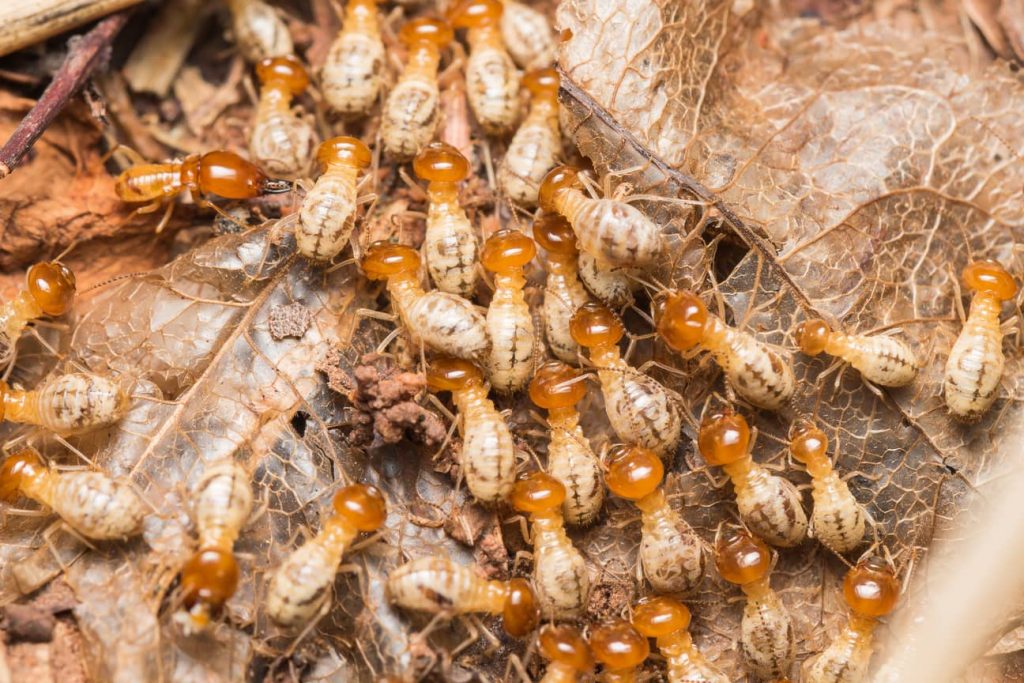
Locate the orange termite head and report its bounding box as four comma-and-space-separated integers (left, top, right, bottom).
0, 449, 44, 502
604, 444, 664, 500
316, 136, 372, 171
844, 557, 900, 619
654, 290, 708, 351
481, 229, 536, 274
503, 578, 539, 636
788, 418, 827, 465
538, 166, 582, 213
795, 318, 831, 356
510, 471, 566, 513
333, 484, 387, 531
179, 547, 240, 627
963, 259, 1018, 301
523, 68, 559, 99
569, 302, 625, 348
255, 55, 310, 95
448, 0, 503, 29
531, 212, 578, 258
361, 242, 421, 280
27, 261, 76, 316
398, 17, 454, 48
187, 151, 291, 198
414, 142, 470, 184
715, 528, 771, 586
697, 409, 750, 466
528, 361, 586, 410
538, 624, 593, 673
426, 356, 484, 393
631, 596, 691, 638
590, 620, 650, 671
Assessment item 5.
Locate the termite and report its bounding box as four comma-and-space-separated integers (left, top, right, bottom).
532, 212, 591, 364
716, 528, 796, 679
539, 166, 662, 269
795, 318, 919, 388
0, 372, 129, 435
631, 597, 729, 683
250, 55, 315, 179
427, 357, 516, 503
803, 557, 900, 683
569, 302, 683, 456
605, 444, 703, 593
448, 0, 521, 135
0, 448, 145, 540
176, 461, 253, 633
322, 0, 385, 117
656, 290, 795, 411
482, 228, 537, 393
789, 419, 866, 554
497, 68, 560, 206
381, 18, 453, 159
697, 409, 807, 547
500, 0, 555, 70
296, 136, 372, 262
0, 260, 76, 367
225, 0, 294, 62
387, 556, 539, 636
943, 259, 1018, 421
539, 624, 593, 683
266, 484, 386, 627
589, 620, 650, 683
414, 142, 479, 297
529, 362, 603, 526
361, 242, 490, 362
510, 471, 589, 620
578, 253, 638, 309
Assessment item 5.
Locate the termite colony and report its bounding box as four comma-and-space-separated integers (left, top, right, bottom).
0, 0, 1016, 679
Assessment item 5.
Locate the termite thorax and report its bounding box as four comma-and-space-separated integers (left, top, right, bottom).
345, 0, 379, 32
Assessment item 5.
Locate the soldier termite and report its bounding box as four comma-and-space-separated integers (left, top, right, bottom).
0, 372, 130, 435
716, 528, 796, 680
943, 259, 1018, 421
539, 166, 662, 269
386, 556, 539, 636
448, 0, 521, 135
176, 460, 253, 633
569, 303, 683, 456
500, 0, 555, 70
225, 0, 294, 62
789, 420, 867, 554
803, 557, 900, 683
589, 620, 650, 683
795, 318, 919, 388
381, 18, 453, 159
578, 252, 639, 309
532, 212, 591, 364
698, 409, 807, 547
250, 55, 315, 179
322, 0, 385, 117
656, 290, 795, 411
497, 68, 560, 206
538, 624, 593, 683
361, 242, 490, 362
0, 448, 145, 540
631, 597, 729, 683
510, 471, 589, 620
427, 357, 516, 503
266, 484, 386, 627
0, 260, 76, 367
482, 229, 537, 393
605, 445, 703, 593
296, 136, 372, 262
414, 142, 479, 297
528, 362, 603, 526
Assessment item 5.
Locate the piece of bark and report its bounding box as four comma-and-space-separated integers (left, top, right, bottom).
122, 0, 212, 97
0, 0, 142, 59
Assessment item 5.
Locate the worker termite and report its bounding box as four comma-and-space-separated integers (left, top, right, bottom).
697, 410, 807, 547
528, 362, 603, 526
1, 372, 129, 435
605, 444, 703, 593
448, 0, 521, 135
322, 0, 385, 117
482, 229, 537, 392
427, 357, 516, 503
386, 556, 539, 636
296, 136, 371, 262
539, 166, 662, 268
500, 0, 555, 70
632, 597, 729, 683
361, 242, 490, 362
414, 142, 479, 297
795, 318, 919, 388
266, 484, 386, 627
539, 624, 593, 683
656, 290, 795, 411
569, 303, 683, 456
789, 420, 866, 554
381, 18, 453, 159
589, 620, 650, 683
578, 253, 638, 309
176, 461, 253, 633
510, 471, 589, 620
0, 260, 76, 367
250, 55, 315, 179
716, 528, 796, 679
497, 68, 560, 206
943, 259, 1018, 421
0, 448, 145, 540
532, 212, 591, 364
803, 557, 900, 683
225, 0, 294, 62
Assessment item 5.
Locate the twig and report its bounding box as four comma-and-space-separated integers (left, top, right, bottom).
0, 11, 130, 180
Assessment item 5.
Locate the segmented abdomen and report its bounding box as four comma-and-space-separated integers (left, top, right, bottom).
381, 79, 440, 159
231, 0, 293, 62
578, 253, 637, 308
639, 502, 704, 593
457, 389, 515, 503
500, 1, 555, 70
562, 195, 662, 268
944, 305, 1004, 421
193, 461, 253, 547
547, 426, 603, 526
485, 287, 535, 393
322, 32, 384, 115
803, 627, 871, 683
532, 520, 589, 619
838, 334, 919, 387
249, 112, 313, 178
713, 323, 795, 410
424, 205, 478, 297
31, 373, 129, 434
740, 593, 796, 679
598, 361, 682, 455
810, 474, 865, 553
662, 643, 731, 683
115, 165, 181, 203
497, 120, 559, 205
397, 287, 491, 362
734, 467, 808, 547
53, 472, 145, 540
465, 47, 520, 134
297, 171, 358, 261
266, 539, 339, 626
543, 272, 590, 363
387, 557, 501, 613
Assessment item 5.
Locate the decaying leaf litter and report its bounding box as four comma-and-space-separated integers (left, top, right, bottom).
0, 0, 1022, 680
